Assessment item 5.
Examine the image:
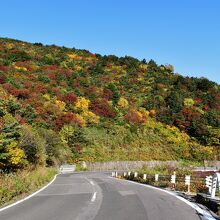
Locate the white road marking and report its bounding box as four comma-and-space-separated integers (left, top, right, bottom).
91, 192, 97, 202
89, 180, 95, 186
119, 190, 135, 196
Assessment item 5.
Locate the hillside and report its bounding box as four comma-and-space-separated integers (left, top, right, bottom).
0, 37, 219, 171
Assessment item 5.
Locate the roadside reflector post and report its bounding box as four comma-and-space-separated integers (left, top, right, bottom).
185, 175, 191, 193
124, 172, 127, 177
115, 171, 118, 177
155, 174, 159, 182
134, 172, 138, 178
128, 171, 131, 177
143, 174, 147, 180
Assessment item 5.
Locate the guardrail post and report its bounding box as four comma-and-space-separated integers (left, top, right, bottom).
211, 176, 217, 198
143, 174, 147, 180
115, 171, 118, 177
123, 172, 127, 177
128, 171, 131, 176
210, 173, 220, 198
171, 174, 176, 188
185, 175, 191, 193
171, 175, 176, 184
155, 174, 159, 182
134, 172, 138, 178
205, 175, 213, 194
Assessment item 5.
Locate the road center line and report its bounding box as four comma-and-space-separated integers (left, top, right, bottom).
91, 192, 97, 202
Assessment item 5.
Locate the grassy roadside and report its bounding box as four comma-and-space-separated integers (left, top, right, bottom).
0, 167, 58, 207
124, 164, 208, 194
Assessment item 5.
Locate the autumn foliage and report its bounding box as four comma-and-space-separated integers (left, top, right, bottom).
0, 37, 220, 172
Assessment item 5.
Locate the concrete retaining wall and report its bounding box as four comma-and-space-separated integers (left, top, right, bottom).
86, 161, 179, 171
85, 160, 220, 171
204, 160, 220, 169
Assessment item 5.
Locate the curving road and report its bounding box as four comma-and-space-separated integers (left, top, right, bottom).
0, 172, 204, 220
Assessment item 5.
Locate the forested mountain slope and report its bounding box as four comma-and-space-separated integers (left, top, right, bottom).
0, 37, 219, 171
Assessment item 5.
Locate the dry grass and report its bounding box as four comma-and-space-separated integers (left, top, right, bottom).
0, 167, 57, 207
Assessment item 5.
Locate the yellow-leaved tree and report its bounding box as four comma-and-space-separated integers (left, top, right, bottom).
43, 96, 66, 115
184, 98, 195, 107
6, 141, 27, 167
82, 111, 100, 124
74, 97, 100, 125
74, 97, 90, 111
117, 97, 129, 109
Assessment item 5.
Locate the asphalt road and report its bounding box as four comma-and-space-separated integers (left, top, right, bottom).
0, 172, 204, 220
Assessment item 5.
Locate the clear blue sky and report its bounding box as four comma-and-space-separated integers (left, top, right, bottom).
1, 0, 220, 84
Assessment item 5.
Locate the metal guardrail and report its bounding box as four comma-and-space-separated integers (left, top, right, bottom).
59, 164, 76, 173
112, 171, 220, 198
210, 173, 220, 198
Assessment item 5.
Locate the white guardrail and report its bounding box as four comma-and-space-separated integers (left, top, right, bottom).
210, 172, 220, 198
60, 164, 76, 173
205, 175, 213, 194
112, 171, 220, 198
